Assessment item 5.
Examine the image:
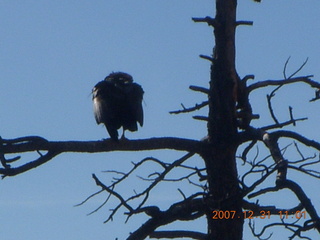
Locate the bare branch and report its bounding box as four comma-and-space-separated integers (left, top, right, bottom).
85, 152, 199, 225
192, 16, 216, 27
74, 189, 103, 207
248, 185, 280, 199
236, 20, 253, 26
127, 152, 195, 209
240, 140, 257, 163
288, 58, 309, 80
271, 131, 320, 152
93, 174, 134, 213
262, 132, 288, 182
266, 85, 282, 125
243, 199, 303, 217
261, 117, 308, 131
0, 137, 203, 177
279, 180, 320, 233
193, 116, 209, 121
242, 165, 278, 197
288, 165, 320, 179
248, 179, 320, 234
248, 76, 318, 93
283, 57, 291, 80
189, 85, 210, 94
199, 54, 214, 62
1, 150, 60, 178
238, 126, 320, 153
309, 89, 320, 102
150, 230, 207, 239
282, 57, 309, 81
170, 101, 208, 114
1, 137, 202, 154
127, 196, 205, 240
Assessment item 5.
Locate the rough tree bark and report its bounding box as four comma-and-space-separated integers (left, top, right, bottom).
203, 0, 243, 239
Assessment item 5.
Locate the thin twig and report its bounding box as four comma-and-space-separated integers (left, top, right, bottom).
169, 101, 208, 114
189, 85, 210, 94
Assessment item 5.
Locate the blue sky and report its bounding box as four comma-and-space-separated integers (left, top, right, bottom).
0, 1, 319, 239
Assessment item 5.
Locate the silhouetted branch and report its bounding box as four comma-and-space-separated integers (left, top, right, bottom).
87, 158, 166, 220
243, 200, 303, 217
238, 126, 320, 188
193, 116, 209, 121
192, 16, 216, 27
170, 101, 208, 114
127, 196, 205, 240
279, 180, 320, 233
239, 134, 320, 235
261, 117, 308, 131
284, 58, 309, 80
266, 85, 282, 124
286, 144, 320, 179
262, 132, 288, 182
150, 230, 207, 239
309, 89, 320, 102
0, 136, 203, 177
242, 163, 278, 197
238, 128, 320, 154
240, 140, 257, 163
189, 85, 210, 94
93, 173, 134, 213
271, 131, 320, 151
128, 152, 196, 209
236, 20, 253, 26
248, 185, 280, 199
1, 150, 60, 178
1, 137, 202, 154
74, 189, 104, 214
141, 164, 205, 184
250, 214, 315, 240
0, 137, 18, 169
248, 76, 318, 93
199, 54, 214, 62
86, 157, 169, 216
84, 152, 202, 225
248, 179, 320, 233
263, 61, 310, 128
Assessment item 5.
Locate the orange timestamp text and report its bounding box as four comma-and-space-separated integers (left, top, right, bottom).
212, 210, 307, 220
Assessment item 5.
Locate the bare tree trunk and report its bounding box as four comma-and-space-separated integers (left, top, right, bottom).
204, 0, 243, 239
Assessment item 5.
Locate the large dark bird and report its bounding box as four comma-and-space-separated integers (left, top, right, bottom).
92, 72, 144, 140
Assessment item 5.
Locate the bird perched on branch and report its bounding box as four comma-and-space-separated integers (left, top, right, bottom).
92, 72, 144, 140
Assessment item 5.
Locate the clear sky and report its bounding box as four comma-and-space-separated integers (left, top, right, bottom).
0, 1, 319, 239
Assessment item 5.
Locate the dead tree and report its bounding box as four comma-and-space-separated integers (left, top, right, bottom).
1, 0, 320, 239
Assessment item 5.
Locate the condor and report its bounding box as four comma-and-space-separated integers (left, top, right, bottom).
93, 72, 144, 140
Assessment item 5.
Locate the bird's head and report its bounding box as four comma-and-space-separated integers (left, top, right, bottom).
104, 72, 133, 85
